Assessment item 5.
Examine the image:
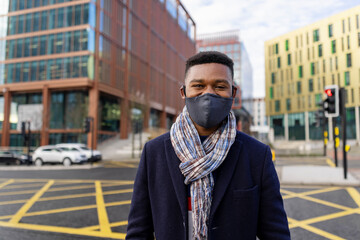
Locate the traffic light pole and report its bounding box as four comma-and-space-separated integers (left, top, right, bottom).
340, 88, 347, 179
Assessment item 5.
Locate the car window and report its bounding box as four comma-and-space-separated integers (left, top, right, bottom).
70, 148, 80, 151
60, 147, 70, 151
80, 147, 90, 150
42, 149, 52, 152
53, 149, 61, 152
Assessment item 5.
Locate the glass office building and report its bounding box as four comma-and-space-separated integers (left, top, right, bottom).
0, 0, 196, 148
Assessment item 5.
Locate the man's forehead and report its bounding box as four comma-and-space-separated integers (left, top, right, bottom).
185, 63, 232, 82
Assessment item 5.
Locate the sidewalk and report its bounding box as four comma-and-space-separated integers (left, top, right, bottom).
277, 165, 360, 186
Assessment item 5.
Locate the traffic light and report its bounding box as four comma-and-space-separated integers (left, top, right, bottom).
323, 85, 339, 117
84, 118, 91, 133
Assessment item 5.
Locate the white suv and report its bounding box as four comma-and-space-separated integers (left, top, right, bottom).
56, 143, 102, 162
33, 145, 87, 167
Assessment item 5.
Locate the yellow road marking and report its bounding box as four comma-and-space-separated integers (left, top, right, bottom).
95, 181, 111, 233
281, 187, 340, 199
0, 182, 130, 197
2, 183, 49, 190
298, 209, 356, 227
346, 187, 360, 208
105, 162, 138, 168
0, 221, 126, 240
289, 217, 345, 240
0, 200, 131, 220
0, 179, 14, 189
326, 158, 336, 167
82, 220, 128, 231
0, 189, 133, 206
10, 180, 54, 224
0, 178, 134, 185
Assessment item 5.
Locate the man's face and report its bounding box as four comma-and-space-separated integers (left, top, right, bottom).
181, 63, 237, 99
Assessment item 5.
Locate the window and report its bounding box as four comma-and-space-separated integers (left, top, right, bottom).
347, 35, 350, 49
344, 71, 350, 86
57, 8, 64, 28
298, 65, 303, 78
287, 54, 291, 66
346, 53, 351, 67
40, 36, 47, 55
358, 33, 360, 47
31, 37, 39, 56
271, 73, 275, 84
328, 24, 333, 37
277, 57, 281, 68
323, 59, 326, 73
41, 11, 48, 30
308, 79, 313, 92
348, 17, 351, 31
335, 56, 338, 70
270, 87, 273, 99
286, 99, 291, 111
285, 39, 289, 51
318, 44, 322, 57
310, 62, 315, 75
49, 9, 56, 29
297, 81, 301, 94
25, 13, 32, 33
331, 40, 336, 53
342, 19, 345, 33
357, 15, 359, 29
33, 12, 40, 32
313, 29, 319, 42
275, 100, 280, 112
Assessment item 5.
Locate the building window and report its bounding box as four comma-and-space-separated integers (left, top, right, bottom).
275, 100, 280, 112
346, 53, 352, 67
310, 62, 315, 75
318, 44, 322, 57
275, 43, 279, 54
342, 19, 345, 33
285, 39, 289, 51
308, 78, 313, 92
344, 71, 350, 86
277, 57, 281, 68
298, 65, 303, 78
313, 29, 319, 42
347, 35, 350, 49
328, 24, 333, 37
270, 87, 274, 99
297, 81, 301, 94
287, 54, 291, 66
323, 59, 326, 73
286, 98, 291, 111
315, 94, 322, 106
331, 40, 336, 53
271, 73, 276, 84
357, 15, 359, 29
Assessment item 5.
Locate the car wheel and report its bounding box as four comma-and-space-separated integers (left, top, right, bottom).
35, 158, 43, 167
63, 158, 72, 167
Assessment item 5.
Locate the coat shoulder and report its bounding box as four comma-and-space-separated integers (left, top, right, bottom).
235, 130, 269, 150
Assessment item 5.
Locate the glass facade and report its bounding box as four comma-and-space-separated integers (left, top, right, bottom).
308, 111, 328, 140
270, 115, 284, 139
10, 133, 40, 147
98, 94, 120, 132
10, 93, 42, 130
50, 91, 88, 129
288, 113, 305, 140
49, 133, 87, 145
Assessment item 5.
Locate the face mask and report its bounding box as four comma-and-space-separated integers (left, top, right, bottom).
185, 93, 233, 129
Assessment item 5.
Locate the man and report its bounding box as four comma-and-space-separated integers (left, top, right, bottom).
126, 51, 290, 240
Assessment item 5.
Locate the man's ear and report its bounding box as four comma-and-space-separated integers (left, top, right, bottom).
180, 85, 186, 99
232, 85, 238, 98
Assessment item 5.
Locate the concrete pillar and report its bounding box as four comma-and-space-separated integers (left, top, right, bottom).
41, 85, 50, 146
355, 106, 360, 145
1, 89, 10, 147
305, 111, 309, 142
284, 113, 289, 141
120, 99, 129, 139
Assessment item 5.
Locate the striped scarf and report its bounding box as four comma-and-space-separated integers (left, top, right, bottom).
170, 106, 236, 240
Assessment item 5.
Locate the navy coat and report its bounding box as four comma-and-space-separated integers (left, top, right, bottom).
126, 131, 290, 240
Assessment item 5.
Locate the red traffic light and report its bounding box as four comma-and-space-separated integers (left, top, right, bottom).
325, 89, 333, 97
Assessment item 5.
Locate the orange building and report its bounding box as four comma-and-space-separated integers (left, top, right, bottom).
0, 0, 196, 148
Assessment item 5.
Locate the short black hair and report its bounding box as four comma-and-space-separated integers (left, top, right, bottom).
185, 51, 234, 79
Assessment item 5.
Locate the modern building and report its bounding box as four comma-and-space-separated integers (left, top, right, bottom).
196, 30, 242, 109
247, 98, 269, 142
265, 5, 360, 143
0, 0, 196, 148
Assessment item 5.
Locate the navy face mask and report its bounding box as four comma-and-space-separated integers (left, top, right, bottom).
185, 93, 233, 129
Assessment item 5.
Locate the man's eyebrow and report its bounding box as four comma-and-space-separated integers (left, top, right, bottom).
189, 79, 204, 83
214, 79, 231, 84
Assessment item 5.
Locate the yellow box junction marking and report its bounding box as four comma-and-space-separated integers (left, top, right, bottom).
0, 179, 14, 189
326, 158, 336, 167
10, 180, 54, 224
95, 181, 112, 233
283, 187, 360, 240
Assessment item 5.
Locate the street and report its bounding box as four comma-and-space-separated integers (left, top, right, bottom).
0, 161, 359, 240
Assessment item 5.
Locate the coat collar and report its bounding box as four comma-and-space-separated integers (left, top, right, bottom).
164, 134, 243, 221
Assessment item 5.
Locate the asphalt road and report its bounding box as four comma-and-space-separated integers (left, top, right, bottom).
0, 162, 359, 239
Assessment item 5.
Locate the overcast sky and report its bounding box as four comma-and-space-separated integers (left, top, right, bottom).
181, 0, 360, 98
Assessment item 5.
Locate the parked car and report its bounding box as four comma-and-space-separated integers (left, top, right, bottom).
32, 145, 87, 167
0, 150, 32, 165
56, 143, 102, 162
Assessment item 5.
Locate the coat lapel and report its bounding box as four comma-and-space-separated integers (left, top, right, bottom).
210, 138, 243, 217
164, 138, 188, 223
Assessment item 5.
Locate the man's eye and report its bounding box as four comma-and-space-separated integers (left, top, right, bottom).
215, 86, 227, 89
192, 84, 203, 88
